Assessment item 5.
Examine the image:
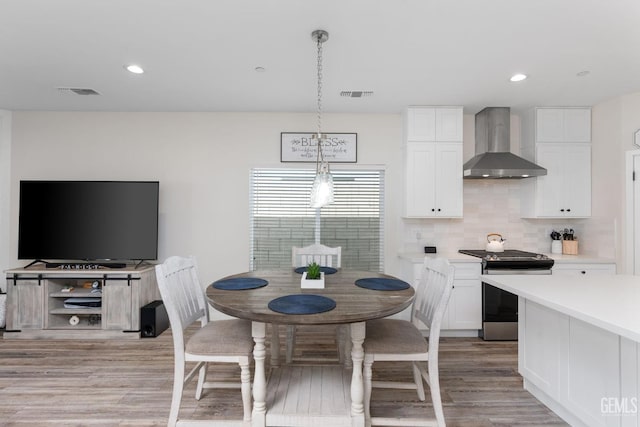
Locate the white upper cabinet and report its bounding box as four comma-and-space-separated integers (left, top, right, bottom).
536, 108, 591, 143
435, 107, 464, 141
406, 107, 436, 141
405, 142, 463, 217
533, 143, 591, 217
406, 106, 463, 142
404, 106, 463, 218
521, 107, 592, 218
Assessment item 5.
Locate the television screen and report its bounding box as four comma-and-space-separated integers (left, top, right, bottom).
18, 181, 159, 261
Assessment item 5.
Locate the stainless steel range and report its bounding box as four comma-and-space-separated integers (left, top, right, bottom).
459, 249, 554, 340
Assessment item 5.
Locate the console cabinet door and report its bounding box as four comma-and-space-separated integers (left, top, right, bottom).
7, 278, 44, 330
102, 280, 133, 330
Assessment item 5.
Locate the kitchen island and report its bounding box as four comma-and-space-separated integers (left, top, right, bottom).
482, 274, 639, 427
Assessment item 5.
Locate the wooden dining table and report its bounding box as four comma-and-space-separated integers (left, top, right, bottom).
206, 268, 415, 427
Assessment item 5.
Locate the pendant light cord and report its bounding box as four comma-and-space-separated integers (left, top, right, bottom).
315, 32, 325, 171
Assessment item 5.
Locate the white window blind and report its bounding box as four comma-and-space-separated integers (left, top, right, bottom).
250, 168, 384, 271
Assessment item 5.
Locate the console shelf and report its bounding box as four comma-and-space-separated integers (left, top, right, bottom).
4, 265, 159, 339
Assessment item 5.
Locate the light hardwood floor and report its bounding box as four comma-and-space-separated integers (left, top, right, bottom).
0, 325, 567, 426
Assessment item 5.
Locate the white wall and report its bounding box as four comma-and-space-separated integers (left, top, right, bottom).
0, 110, 11, 287
9, 112, 404, 284
619, 93, 640, 272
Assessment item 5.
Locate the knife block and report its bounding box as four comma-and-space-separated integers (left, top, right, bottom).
562, 240, 578, 255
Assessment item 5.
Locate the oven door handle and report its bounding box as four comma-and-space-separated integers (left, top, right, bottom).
484, 269, 552, 275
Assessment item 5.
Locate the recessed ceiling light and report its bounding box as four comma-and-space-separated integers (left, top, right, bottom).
125, 64, 144, 74
510, 73, 527, 82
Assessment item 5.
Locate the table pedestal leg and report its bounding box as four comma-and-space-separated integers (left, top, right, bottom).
350, 322, 365, 427
252, 321, 266, 427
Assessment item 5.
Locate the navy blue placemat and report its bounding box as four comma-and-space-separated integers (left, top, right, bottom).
294, 266, 338, 275
211, 277, 268, 290
268, 294, 336, 315
355, 277, 411, 291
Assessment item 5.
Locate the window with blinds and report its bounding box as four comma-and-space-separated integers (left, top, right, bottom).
250, 168, 384, 271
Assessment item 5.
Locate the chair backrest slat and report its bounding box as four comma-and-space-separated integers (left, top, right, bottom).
412, 257, 455, 333
292, 244, 342, 268
156, 256, 209, 337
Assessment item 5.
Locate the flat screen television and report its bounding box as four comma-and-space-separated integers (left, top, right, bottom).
18, 181, 159, 263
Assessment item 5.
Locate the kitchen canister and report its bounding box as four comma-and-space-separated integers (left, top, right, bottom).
551, 240, 562, 254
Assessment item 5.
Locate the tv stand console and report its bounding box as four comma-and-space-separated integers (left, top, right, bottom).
4, 264, 159, 340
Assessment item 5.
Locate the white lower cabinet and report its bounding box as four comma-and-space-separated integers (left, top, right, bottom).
444, 263, 481, 330
520, 299, 635, 427
401, 257, 481, 334
552, 263, 616, 275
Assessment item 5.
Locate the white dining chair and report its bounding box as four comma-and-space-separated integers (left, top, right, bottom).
155, 256, 253, 426
284, 244, 343, 363
292, 243, 342, 269
363, 257, 454, 427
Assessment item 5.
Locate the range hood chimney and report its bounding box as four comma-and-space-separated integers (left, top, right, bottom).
463, 107, 546, 179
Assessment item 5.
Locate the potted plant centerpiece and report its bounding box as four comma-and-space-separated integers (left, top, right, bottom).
300, 262, 325, 289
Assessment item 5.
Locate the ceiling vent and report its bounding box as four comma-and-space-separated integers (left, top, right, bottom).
57, 87, 101, 96
340, 90, 373, 98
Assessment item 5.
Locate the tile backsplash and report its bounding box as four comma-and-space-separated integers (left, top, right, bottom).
402, 180, 616, 258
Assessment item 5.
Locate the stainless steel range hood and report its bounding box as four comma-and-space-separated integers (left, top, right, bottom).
463, 107, 546, 179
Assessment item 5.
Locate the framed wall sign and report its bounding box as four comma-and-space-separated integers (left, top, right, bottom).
281, 132, 357, 163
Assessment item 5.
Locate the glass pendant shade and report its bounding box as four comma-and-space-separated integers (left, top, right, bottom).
310, 162, 334, 208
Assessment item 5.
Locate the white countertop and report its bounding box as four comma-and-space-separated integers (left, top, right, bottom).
481, 274, 640, 343
399, 251, 614, 265
398, 251, 481, 263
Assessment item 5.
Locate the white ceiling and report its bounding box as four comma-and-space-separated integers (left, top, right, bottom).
2, 0, 639, 114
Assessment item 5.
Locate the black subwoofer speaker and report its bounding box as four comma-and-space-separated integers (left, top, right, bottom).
140, 300, 169, 338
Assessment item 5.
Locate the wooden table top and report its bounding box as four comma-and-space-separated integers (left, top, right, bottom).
206, 269, 415, 325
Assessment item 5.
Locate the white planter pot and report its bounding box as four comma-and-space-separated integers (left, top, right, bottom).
301, 271, 325, 289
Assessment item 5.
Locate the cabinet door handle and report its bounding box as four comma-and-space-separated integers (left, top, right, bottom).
560, 209, 565, 212
431, 208, 435, 212
581, 270, 586, 274
567, 208, 571, 212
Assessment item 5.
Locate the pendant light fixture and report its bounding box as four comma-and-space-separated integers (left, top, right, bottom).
309, 29, 334, 208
